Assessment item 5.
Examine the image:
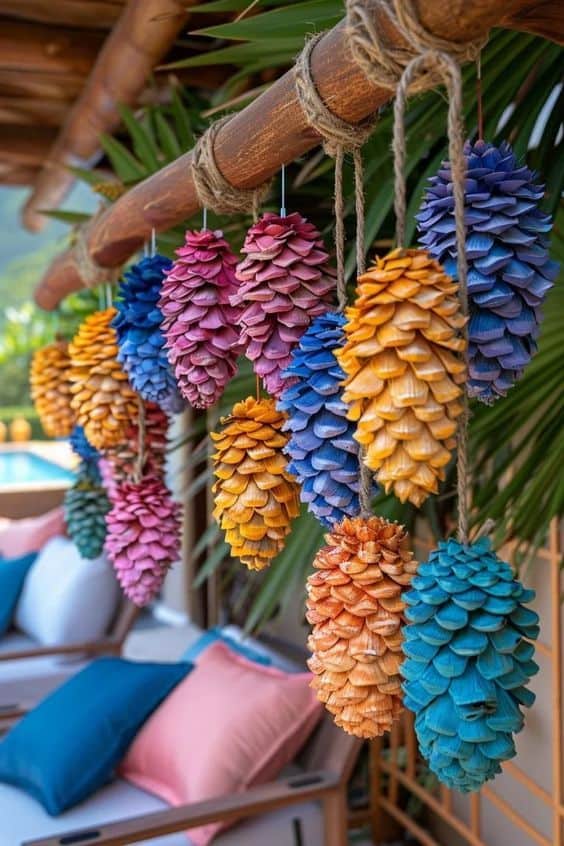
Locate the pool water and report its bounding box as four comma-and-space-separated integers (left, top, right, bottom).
0, 451, 74, 487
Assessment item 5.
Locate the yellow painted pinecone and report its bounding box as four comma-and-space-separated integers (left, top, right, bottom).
337, 248, 466, 507
30, 341, 74, 438
306, 516, 417, 738
68, 308, 138, 450
211, 397, 300, 571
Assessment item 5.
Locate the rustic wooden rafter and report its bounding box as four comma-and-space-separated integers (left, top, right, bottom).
0, 20, 103, 76
0, 125, 58, 167
34, 0, 564, 309
0, 97, 69, 128
0, 0, 124, 30
22, 0, 193, 232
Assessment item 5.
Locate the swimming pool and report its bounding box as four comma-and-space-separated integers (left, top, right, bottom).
0, 451, 75, 487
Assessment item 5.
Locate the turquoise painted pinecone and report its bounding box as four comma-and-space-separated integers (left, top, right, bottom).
64, 472, 111, 560
402, 537, 539, 792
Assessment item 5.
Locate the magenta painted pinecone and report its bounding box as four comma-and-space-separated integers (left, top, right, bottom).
104, 476, 181, 607
232, 212, 336, 397
159, 229, 243, 409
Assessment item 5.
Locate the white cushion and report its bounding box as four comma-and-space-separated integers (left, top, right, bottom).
0, 777, 323, 846
15, 536, 120, 646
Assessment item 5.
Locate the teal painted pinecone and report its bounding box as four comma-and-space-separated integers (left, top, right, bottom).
64, 476, 111, 560
402, 537, 539, 792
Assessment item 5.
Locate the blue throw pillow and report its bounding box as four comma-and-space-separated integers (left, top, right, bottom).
0, 552, 37, 635
182, 626, 272, 666
0, 656, 191, 815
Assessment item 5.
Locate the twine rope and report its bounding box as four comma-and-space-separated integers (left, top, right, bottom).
392, 49, 470, 544
295, 33, 374, 516
191, 115, 270, 219
74, 212, 122, 290
134, 397, 146, 484
346, 0, 486, 95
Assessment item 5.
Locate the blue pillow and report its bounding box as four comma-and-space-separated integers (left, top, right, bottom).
0, 551, 37, 635
182, 626, 272, 666
0, 656, 191, 815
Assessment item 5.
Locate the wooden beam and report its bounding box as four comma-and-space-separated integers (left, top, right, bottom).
0, 1, 124, 30
0, 96, 69, 127
22, 0, 192, 232
0, 125, 58, 166
0, 166, 40, 186
0, 20, 103, 76
0, 70, 83, 102
34, 0, 564, 309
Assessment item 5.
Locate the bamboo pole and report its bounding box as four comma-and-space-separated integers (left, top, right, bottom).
33, 0, 564, 309
22, 0, 192, 232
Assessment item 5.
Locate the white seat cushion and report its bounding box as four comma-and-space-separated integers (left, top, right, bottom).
0, 778, 323, 846
15, 536, 120, 646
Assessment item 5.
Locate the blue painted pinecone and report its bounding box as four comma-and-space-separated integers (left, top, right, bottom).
69, 425, 99, 469
64, 470, 111, 559
417, 140, 558, 404
277, 312, 375, 527
113, 255, 184, 413
402, 537, 539, 792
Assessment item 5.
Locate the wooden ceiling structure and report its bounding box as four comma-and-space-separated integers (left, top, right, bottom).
0, 0, 224, 230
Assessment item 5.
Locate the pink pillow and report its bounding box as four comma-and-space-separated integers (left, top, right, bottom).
120, 641, 322, 846
0, 507, 66, 558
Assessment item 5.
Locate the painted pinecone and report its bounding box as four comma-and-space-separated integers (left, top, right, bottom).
337, 248, 466, 508
159, 229, 243, 409
30, 341, 74, 438
307, 516, 417, 738
105, 475, 181, 607
402, 537, 539, 792
278, 312, 376, 527
417, 140, 558, 404
232, 212, 336, 398
107, 402, 169, 486
70, 425, 99, 465
64, 472, 110, 559
68, 309, 138, 450
211, 397, 300, 571
113, 255, 183, 414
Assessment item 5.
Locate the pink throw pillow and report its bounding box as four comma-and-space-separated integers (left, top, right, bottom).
0, 507, 66, 558
120, 641, 322, 846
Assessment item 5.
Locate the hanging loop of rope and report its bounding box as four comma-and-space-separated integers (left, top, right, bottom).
392, 48, 470, 544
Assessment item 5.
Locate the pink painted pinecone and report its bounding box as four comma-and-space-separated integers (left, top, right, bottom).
232, 212, 335, 397
159, 229, 243, 409
105, 476, 181, 607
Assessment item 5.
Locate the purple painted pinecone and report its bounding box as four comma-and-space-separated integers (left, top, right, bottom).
417, 140, 558, 403
159, 229, 243, 409
232, 212, 336, 397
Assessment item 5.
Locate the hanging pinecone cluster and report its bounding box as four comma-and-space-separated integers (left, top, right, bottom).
30, 341, 74, 438
159, 229, 243, 409
105, 476, 181, 607
64, 471, 111, 560
307, 516, 417, 738
232, 212, 335, 397
417, 140, 558, 404
113, 255, 183, 414
278, 312, 376, 527
211, 397, 300, 571
402, 537, 539, 791
337, 249, 466, 507
68, 309, 138, 450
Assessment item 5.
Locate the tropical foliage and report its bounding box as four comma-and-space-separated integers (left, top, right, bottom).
46, 3, 563, 627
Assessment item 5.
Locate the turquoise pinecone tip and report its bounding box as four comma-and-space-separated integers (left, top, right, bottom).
402, 536, 539, 792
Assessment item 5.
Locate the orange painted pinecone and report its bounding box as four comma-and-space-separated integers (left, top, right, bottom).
306, 516, 417, 738
211, 397, 300, 571
68, 308, 138, 450
30, 340, 74, 438
337, 248, 467, 507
